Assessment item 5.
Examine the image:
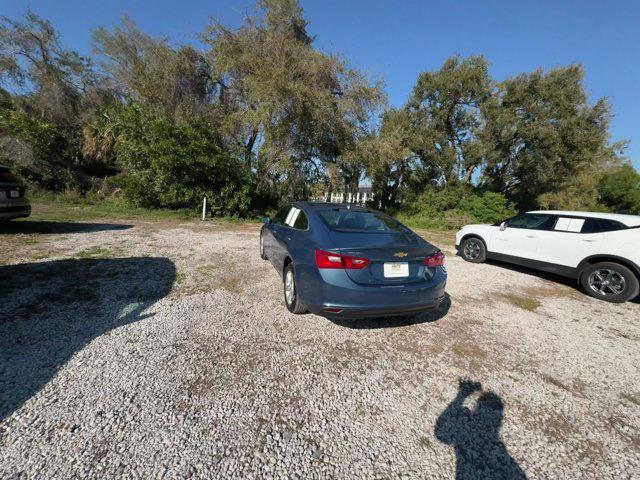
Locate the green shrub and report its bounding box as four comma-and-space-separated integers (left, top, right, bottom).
104, 104, 252, 216
398, 186, 516, 229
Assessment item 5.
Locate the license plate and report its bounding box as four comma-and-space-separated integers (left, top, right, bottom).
10, 190, 19, 198
383, 262, 409, 278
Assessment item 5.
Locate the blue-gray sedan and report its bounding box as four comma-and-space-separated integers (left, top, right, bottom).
260, 202, 447, 319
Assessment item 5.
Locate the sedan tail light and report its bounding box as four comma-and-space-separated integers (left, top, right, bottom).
423, 251, 445, 267
315, 249, 370, 269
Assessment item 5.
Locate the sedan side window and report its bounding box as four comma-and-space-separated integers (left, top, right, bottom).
273, 206, 291, 225
292, 210, 308, 230
506, 214, 556, 231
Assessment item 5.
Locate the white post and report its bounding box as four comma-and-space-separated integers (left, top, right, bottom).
201, 196, 207, 221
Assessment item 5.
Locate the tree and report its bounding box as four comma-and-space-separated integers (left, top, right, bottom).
92, 16, 218, 123
406, 55, 492, 185
203, 0, 384, 202
598, 163, 640, 214
481, 65, 621, 210
105, 103, 251, 213
0, 10, 111, 189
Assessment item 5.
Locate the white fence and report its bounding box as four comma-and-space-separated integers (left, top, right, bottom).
313, 190, 373, 205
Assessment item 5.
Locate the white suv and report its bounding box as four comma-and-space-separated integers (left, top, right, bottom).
456, 210, 640, 303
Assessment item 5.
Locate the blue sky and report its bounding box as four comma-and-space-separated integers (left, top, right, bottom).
4, 0, 639, 168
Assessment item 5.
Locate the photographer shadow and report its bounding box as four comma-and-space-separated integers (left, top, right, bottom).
435, 379, 526, 479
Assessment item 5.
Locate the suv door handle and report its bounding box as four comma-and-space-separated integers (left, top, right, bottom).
582, 239, 596, 242
526, 235, 537, 238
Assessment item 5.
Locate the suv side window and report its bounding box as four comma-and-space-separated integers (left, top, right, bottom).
581, 218, 626, 233
273, 205, 291, 225
506, 214, 556, 231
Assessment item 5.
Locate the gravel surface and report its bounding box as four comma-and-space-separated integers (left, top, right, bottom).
1, 219, 639, 479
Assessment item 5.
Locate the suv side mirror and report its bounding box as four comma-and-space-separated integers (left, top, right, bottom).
499, 222, 507, 231
260, 216, 271, 224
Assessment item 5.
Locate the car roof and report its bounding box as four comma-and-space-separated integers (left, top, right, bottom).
527, 210, 640, 227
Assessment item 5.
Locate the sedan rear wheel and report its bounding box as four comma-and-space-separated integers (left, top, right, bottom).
580, 262, 639, 303
460, 237, 486, 263
283, 263, 307, 314
259, 233, 267, 260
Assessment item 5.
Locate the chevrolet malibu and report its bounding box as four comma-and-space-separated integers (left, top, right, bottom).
260, 202, 447, 318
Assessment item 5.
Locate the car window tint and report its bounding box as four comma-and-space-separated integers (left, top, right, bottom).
507, 214, 556, 230
581, 218, 627, 233
292, 210, 308, 230
0, 170, 21, 183
554, 217, 585, 232
318, 209, 409, 233
273, 206, 291, 225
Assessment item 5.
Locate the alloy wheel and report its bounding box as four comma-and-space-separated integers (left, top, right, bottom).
285, 270, 295, 305
464, 241, 481, 260
588, 268, 626, 297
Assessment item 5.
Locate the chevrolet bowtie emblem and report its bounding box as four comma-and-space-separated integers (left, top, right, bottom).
394, 252, 408, 258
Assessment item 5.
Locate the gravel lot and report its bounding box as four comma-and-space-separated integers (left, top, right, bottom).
1, 217, 639, 479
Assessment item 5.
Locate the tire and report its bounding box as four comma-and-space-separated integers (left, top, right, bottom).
283, 263, 307, 314
259, 232, 268, 260
460, 237, 487, 263
580, 262, 640, 303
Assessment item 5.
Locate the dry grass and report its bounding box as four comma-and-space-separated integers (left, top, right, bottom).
499, 293, 542, 312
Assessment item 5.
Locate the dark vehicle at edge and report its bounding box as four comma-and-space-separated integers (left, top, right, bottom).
260, 202, 447, 319
0, 165, 31, 221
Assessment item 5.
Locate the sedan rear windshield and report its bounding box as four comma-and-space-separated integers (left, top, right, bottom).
318, 209, 410, 233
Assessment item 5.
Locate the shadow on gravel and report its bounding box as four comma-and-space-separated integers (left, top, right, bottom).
435, 379, 526, 480
1, 220, 133, 234
328, 293, 451, 329
0, 257, 175, 422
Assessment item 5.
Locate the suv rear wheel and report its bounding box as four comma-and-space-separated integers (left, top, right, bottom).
460, 237, 487, 263
580, 262, 640, 303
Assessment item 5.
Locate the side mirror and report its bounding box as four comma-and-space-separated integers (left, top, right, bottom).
260, 216, 271, 224
499, 222, 507, 231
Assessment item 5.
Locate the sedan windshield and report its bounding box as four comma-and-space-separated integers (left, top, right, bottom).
318, 209, 410, 233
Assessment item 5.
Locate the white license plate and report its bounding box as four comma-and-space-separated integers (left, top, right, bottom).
10, 190, 19, 198
383, 262, 409, 278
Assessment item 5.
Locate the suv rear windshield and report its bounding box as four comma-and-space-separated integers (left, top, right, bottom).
0, 170, 21, 183
318, 209, 410, 233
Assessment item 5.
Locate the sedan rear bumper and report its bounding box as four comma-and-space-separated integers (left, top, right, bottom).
302, 266, 447, 319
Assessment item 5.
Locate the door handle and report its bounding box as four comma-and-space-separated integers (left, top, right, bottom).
582, 239, 596, 243
286, 236, 292, 241
526, 235, 537, 238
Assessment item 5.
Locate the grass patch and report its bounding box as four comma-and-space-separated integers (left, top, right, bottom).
24, 191, 261, 225
620, 393, 640, 406
23, 237, 39, 245
74, 246, 110, 259
418, 436, 433, 449
175, 272, 186, 285
451, 344, 486, 359
500, 293, 541, 312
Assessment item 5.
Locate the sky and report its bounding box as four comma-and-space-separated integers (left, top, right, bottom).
4, 0, 640, 169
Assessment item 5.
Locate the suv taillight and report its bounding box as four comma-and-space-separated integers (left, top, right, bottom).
423, 251, 445, 267
315, 249, 370, 269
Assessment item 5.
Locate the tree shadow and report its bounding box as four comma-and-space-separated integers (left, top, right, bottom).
435, 379, 527, 480
1, 221, 133, 234
328, 293, 451, 329
0, 257, 176, 422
